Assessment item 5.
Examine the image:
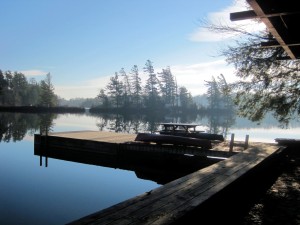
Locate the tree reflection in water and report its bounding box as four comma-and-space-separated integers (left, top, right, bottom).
93, 110, 235, 138
0, 110, 236, 142
0, 112, 56, 142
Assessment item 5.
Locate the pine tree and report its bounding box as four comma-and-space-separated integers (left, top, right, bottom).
0, 70, 8, 105
143, 60, 160, 109
179, 86, 193, 109
204, 13, 300, 124
130, 65, 142, 108
158, 66, 176, 107
205, 76, 221, 110
119, 68, 131, 107
39, 73, 57, 107
106, 72, 124, 109
97, 88, 110, 108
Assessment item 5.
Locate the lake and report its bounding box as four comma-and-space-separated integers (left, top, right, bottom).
0, 112, 299, 225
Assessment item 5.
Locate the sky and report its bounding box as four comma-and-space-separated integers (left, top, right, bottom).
0, 0, 263, 100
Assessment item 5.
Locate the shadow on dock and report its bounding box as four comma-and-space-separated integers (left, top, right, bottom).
171, 145, 288, 225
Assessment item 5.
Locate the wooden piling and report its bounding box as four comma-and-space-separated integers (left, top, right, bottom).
244, 134, 249, 150
229, 133, 235, 152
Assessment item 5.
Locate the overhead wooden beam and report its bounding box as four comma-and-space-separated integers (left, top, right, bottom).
260, 40, 280, 48
230, 10, 300, 21
246, 0, 297, 59
230, 10, 257, 21
261, 41, 300, 48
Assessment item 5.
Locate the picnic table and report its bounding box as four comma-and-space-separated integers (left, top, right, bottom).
159, 123, 203, 133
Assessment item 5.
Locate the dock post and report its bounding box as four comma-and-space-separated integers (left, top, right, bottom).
244, 135, 249, 150
229, 133, 234, 152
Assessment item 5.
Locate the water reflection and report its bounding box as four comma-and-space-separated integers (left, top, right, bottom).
2, 111, 295, 225
94, 112, 166, 133
1, 110, 297, 144
0, 112, 55, 142
92, 109, 235, 137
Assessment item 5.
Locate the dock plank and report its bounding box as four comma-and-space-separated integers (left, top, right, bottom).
67, 142, 282, 225
106, 147, 276, 225
48, 130, 137, 143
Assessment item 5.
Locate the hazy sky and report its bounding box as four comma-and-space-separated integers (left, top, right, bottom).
0, 0, 260, 99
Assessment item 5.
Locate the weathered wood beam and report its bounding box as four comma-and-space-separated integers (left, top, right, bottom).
261, 41, 300, 48
261, 40, 280, 48
230, 10, 257, 21
246, 0, 297, 59
230, 10, 300, 21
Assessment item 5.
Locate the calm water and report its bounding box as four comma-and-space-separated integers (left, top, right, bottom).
0, 112, 299, 225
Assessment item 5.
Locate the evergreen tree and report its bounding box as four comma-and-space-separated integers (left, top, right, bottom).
0, 70, 8, 105
130, 65, 142, 108
39, 73, 57, 107
204, 12, 300, 124
27, 78, 40, 106
217, 74, 234, 110
106, 72, 124, 108
143, 60, 160, 109
97, 88, 110, 108
179, 86, 193, 109
3, 71, 14, 105
205, 75, 234, 112
119, 68, 131, 107
205, 76, 221, 110
12, 72, 28, 106
158, 66, 176, 107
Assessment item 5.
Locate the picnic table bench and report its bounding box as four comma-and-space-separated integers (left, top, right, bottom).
159, 123, 203, 133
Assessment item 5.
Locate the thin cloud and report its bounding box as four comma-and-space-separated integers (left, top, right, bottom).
171, 60, 236, 95
55, 85, 99, 100
20, 69, 48, 77
55, 60, 236, 99
188, 0, 265, 42
55, 76, 111, 100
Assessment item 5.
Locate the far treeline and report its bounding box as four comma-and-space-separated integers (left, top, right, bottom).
0, 70, 58, 107
92, 60, 199, 114
90, 60, 234, 115
0, 60, 235, 115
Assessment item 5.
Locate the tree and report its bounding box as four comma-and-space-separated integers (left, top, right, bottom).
106, 72, 124, 109
39, 73, 57, 107
178, 86, 193, 110
119, 68, 131, 107
217, 74, 234, 110
130, 65, 142, 108
205, 74, 234, 111
0, 70, 8, 105
204, 15, 300, 125
158, 66, 177, 107
3, 71, 14, 105
27, 78, 40, 106
97, 88, 110, 108
143, 60, 161, 109
12, 72, 28, 106
0, 70, 42, 106
205, 76, 221, 110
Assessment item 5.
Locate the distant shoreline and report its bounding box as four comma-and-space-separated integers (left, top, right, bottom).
0, 106, 85, 113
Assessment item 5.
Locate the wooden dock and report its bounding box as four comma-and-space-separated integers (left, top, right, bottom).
34, 130, 236, 158
35, 131, 226, 185
34, 131, 286, 225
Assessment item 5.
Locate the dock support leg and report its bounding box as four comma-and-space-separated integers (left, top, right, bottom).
229, 133, 235, 152
244, 135, 249, 150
